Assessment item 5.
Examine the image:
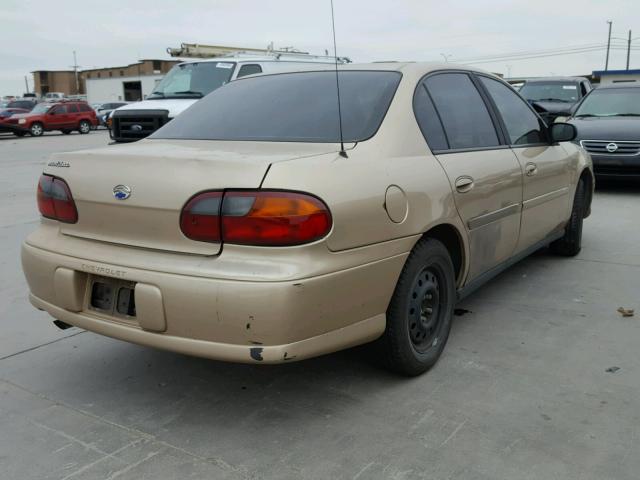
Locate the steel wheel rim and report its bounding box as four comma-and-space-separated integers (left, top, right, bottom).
80, 122, 89, 133
408, 266, 446, 353
32, 125, 42, 135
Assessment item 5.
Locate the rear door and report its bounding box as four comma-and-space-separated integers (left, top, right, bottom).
476, 75, 572, 253
416, 72, 523, 281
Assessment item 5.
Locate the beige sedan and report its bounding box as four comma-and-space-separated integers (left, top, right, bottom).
22, 63, 593, 375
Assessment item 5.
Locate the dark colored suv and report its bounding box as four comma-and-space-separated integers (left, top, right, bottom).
7, 101, 98, 137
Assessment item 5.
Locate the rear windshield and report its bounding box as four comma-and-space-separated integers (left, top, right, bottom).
519, 82, 580, 103
152, 70, 402, 143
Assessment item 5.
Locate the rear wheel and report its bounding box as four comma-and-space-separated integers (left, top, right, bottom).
379, 238, 456, 376
550, 178, 585, 256
30, 122, 44, 137
78, 120, 91, 134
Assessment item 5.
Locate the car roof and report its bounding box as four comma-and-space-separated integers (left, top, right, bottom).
231, 62, 498, 83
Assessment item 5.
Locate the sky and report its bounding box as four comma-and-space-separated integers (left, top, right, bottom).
1, 0, 639, 95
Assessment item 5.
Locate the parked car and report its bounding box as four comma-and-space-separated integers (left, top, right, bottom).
0, 107, 30, 134
95, 102, 128, 126
519, 77, 592, 123
110, 53, 350, 142
8, 101, 97, 136
566, 84, 640, 179
22, 63, 593, 375
44, 92, 65, 101
7, 99, 37, 111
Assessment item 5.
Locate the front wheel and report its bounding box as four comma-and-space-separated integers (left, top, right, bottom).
78, 120, 91, 134
379, 238, 456, 376
30, 122, 44, 137
550, 178, 585, 256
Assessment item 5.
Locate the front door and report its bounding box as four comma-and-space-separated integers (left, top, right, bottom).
476, 75, 573, 253
417, 72, 523, 281
47, 105, 69, 129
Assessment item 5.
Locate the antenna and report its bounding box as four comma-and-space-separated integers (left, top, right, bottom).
330, 0, 347, 158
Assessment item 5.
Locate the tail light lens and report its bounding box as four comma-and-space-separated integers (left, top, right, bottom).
180, 191, 222, 243
180, 190, 332, 246
37, 174, 78, 223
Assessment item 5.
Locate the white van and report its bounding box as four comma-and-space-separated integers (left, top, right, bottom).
110, 53, 349, 142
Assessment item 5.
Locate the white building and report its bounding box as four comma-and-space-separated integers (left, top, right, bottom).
85, 74, 164, 105
592, 69, 640, 86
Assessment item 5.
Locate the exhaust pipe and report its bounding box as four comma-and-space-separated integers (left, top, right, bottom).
53, 320, 73, 330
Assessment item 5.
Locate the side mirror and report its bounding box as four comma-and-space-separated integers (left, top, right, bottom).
550, 123, 577, 143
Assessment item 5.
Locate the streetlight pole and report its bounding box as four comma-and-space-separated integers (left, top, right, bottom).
627, 30, 632, 70
605, 20, 613, 71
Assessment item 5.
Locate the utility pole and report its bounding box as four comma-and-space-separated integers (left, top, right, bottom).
627, 30, 632, 70
24, 75, 29, 94
605, 20, 613, 71
72, 50, 80, 94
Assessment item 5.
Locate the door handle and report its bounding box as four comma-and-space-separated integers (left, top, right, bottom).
455, 176, 474, 193
525, 163, 538, 176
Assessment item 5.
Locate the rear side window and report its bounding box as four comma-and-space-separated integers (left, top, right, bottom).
153, 71, 402, 143
52, 105, 67, 114
424, 73, 500, 150
78, 104, 91, 112
479, 76, 546, 145
67, 104, 79, 113
237, 64, 263, 78
413, 83, 448, 151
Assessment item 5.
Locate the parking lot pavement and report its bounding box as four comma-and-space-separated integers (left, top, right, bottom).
1, 133, 639, 480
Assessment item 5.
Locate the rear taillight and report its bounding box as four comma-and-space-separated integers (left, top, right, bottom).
180, 190, 332, 246
37, 174, 78, 223
180, 191, 223, 243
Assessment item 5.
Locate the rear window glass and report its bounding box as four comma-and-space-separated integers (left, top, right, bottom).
152, 71, 402, 143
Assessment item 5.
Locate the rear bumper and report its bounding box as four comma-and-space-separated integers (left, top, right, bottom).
22, 241, 406, 364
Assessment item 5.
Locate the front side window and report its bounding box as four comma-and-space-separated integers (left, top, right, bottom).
424, 73, 500, 150
148, 62, 236, 99
67, 104, 79, 113
479, 76, 545, 145
237, 64, 263, 78
152, 70, 401, 143
51, 105, 67, 114
574, 88, 640, 117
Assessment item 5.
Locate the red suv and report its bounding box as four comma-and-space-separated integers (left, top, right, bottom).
9, 101, 98, 137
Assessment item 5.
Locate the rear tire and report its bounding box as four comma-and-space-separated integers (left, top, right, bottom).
379, 238, 456, 376
78, 120, 91, 134
29, 122, 44, 137
550, 178, 585, 256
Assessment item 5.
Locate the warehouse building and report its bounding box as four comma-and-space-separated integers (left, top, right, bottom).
32, 59, 179, 101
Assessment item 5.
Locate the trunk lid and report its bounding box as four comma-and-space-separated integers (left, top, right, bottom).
45, 139, 336, 255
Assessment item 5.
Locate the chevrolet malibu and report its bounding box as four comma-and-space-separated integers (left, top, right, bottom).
22, 63, 594, 375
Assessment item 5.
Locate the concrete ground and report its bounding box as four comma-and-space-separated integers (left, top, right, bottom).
1, 130, 639, 480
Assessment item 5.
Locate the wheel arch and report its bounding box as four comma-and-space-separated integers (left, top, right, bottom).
579, 168, 594, 219
420, 223, 466, 285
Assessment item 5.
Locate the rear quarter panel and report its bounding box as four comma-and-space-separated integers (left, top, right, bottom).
261, 70, 468, 279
